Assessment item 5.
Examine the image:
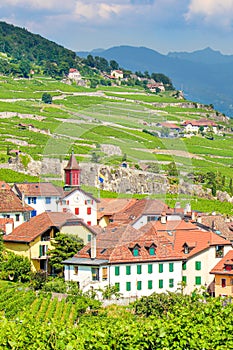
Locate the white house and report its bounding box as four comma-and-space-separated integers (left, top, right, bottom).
63, 223, 183, 298
13, 182, 63, 217
58, 187, 99, 226
182, 119, 218, 134
68, 68, 82, 81
111, 70, 124, 79
0, 181, 32, 229
153, 219, 232, 295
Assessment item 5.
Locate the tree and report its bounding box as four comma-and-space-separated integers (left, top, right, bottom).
167, 161, 179, 177
49, 233, 84, 273
19, 60, 31, 78
42, 92, 52, 104
109, 60, 119, 70
91, 152, 100, 163
0, 251, 31, 282
122, 153, 127, 162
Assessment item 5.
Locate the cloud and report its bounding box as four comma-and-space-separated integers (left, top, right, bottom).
185, 0, 233, 28
73, 1, 128, 21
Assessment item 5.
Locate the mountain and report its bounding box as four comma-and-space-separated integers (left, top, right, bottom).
77, 46, 233, 117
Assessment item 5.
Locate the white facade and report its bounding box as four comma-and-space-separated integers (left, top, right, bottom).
59, 189, 98, 226
64, 259, 183, 298
183, 244, 232, 295
184, 123, 217, 134
25, 195, 60, 216
132, 215, 181, 230
0, 212, 29, 229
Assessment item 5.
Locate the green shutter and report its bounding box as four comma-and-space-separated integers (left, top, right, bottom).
137, 281, 142, 290
159, 279, 163, 289
195, 261, 201, 271
182, 276, 187, 284
137, 265, 142, 274
169, 278, 174, 288
115, 283, 120, 292
195, 276, 201, 285
159, 264, 163, 273
133, 248, 139, 256
148, 280, 153, 289
39, 245, 43, 257
115, 266, 120, 276
126, 281, 131, 291
126, 266, 131, 275
169, 263, 174, 272
148, 264, 153, 274
182, 262, 187, 270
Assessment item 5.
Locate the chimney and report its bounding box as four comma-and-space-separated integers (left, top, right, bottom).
191, 211, 196, 221
5, 222, 13, 235
161, 212, 167, 224
91, 234, 96, 259
184, 203, 191, 215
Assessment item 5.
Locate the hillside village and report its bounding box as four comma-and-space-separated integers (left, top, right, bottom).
1, 152, 233, 300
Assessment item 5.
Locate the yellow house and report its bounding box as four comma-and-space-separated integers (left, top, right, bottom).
3, 211, 97, 273
211, 250, 233, 297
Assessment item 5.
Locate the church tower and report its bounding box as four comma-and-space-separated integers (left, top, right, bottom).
64, 151, 80, 189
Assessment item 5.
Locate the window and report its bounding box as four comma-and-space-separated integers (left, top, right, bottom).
87, 207, 92, 215
15, 214, 20, 222
159, 279, 163, 289
137, 281, 142, 290
169, 279, 174, 288
195, 276, 201, 285
216, 245, 224, 258
221, 278, 226, 288
75, 207, 79, 215
169, 263, 174, 272
85, 199, 93, 205
87, 234, 91, 242
126, 266, 131, 275
159, 264, 163, 273
115, 282, 120, 292
74, 266, 78, 275
28, 197, 37, 204
126, 282, 131, 291
184, 245, 189, 254
148, 280, 153, 290
39, 245, 48, 257
45, 197, 51, 204
182, 262, 187, 271
87, 221, 91, 226
137, 265, 142, 274
149, 247, 155, 255
133, 247, 139, 256
115, 266, 120, 276
195, 261, 201, 271
91, 268, 99, 281
182, 276, 187, 284
102, 267, 108, 281
148, 264, 153, 274
147, 216, 158, 222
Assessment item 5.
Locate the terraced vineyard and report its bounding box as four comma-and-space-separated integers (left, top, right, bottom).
0, 75, 233, 185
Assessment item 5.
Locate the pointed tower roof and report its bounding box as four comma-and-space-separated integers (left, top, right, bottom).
64, 152, 80, 170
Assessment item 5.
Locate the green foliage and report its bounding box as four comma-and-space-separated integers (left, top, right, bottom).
0, 251, 31, 282
49, 233, 84, 272
30, 271, 47, 290
42, 277, 67, 293
98, 285, 122, 300
41, 92, 52, 104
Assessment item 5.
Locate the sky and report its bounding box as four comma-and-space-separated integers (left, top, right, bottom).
1, 0, 233, 54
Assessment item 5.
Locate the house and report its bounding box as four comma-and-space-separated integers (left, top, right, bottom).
0, 181, 32, 228
63, 223, 183, 297
110, 70, 124, 79
147, 82, 165, 92
3, 212, 96, 273
153, 219, 232, 295
182, 119, 217, 134
58, 152, 99, 225
210, 250, 233, 297
12, 182, 64, 216
68, 68, 82, 81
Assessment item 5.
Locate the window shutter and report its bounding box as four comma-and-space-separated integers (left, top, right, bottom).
126, 266, 131, 275
148, 264, 153, 274
75, 207, 79, 215
126, 282, 131, 291
169, 263, 174, 272
137, 265, 142, 274
195, 261, 201, 270
137, 281, 142, 290
159, 279, 163, 289
115, 266, 120, 276
39, 245, 43, 257
182, 262, 187, 270
159, 264, 163, 273
148, 280, 153, 289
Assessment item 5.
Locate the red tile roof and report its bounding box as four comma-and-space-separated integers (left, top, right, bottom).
76, 223, 182, 264
3, 212, 79, 243
111, 199, 171, 224
182, 119, 217, 127
210, 250, 233, 276
0, 186, 32, 213
97, 198, 137, 220
14, 182, 63, 197
0, 218, 14, 233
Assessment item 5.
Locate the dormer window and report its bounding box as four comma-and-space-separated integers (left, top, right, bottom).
149, 246, 156, 256
133, 247, 139, 256
184, 245, 189, 254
